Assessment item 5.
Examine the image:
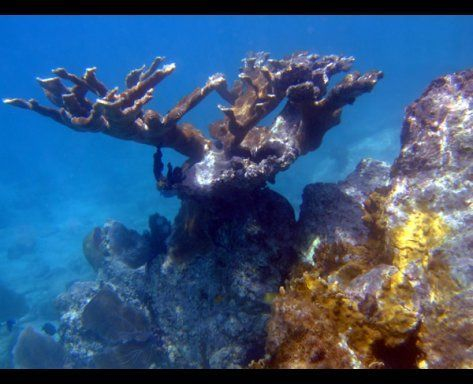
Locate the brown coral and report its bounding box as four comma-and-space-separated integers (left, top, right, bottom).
5, 51, 382, 198
4, 58, 216, 161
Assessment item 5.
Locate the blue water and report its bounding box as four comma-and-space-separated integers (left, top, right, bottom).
0, 16, 472, 348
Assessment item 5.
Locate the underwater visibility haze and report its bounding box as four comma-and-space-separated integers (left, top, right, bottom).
0, 16, 472, 368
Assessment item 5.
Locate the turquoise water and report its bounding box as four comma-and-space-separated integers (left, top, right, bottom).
0, 15, 472, 349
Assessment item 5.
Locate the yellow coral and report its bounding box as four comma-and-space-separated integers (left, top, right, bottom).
390, 208, 460, 305
300, 270, 383, 366
391, 209, 449, 271
264, 205, 460, 368
373, 210, 451, 347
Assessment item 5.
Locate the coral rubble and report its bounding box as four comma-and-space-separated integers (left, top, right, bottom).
259, 70, 473, 369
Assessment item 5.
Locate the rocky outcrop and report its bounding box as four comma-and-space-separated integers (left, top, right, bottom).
146, 189, 297, 368
55, 188, 297, 368
55, 216, 171, 368
259, 69, 473, 369
297, 158, 390, 253
384, 69, 473, 368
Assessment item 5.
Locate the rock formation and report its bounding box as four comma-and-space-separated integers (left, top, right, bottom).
257, 70, 473, 369
56, 190, 297, 368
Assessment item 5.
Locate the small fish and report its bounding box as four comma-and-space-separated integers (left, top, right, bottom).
5, 319, 16, 332
42, 322, 57, 336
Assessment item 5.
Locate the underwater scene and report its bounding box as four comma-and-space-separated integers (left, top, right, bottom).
0, 15, 472, 369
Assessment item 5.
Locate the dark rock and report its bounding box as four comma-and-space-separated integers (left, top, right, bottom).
55, 188, 297, 368
147, 213, 172, 256
297, 158, 390, 255
339, 158, 392, 203
146, 188, 298, 368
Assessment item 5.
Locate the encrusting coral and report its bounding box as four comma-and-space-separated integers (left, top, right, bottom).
4, 52, 382, 198
255, 69, 473, 369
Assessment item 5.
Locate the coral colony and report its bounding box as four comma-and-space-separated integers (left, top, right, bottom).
4, 53, 472, 368
3, 52, 382, 197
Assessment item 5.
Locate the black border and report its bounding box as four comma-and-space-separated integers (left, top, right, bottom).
0, 0, 472, 15
0, 368, 472, 382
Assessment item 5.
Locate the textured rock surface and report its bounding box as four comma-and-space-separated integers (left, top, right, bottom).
384, 69, 473, 368
55, 188, 297, 368
56, 217, 169, 368
297, 158, 390, 252
83, 220, 154, 270
260, 69, 473, 369
147, 189, 297, 368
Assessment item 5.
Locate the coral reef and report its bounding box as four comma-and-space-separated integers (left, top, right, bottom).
258, 70, 473, 369
55, 217, 168, 368
5, 50, 471, 369
55, 188, 297, 368
4, 52, 382, 198
3, 51, 382, 367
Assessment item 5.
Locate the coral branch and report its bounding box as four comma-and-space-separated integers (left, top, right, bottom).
163, 73, 227, 126
5, 51, 382, 198
4, 58, 214, 161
